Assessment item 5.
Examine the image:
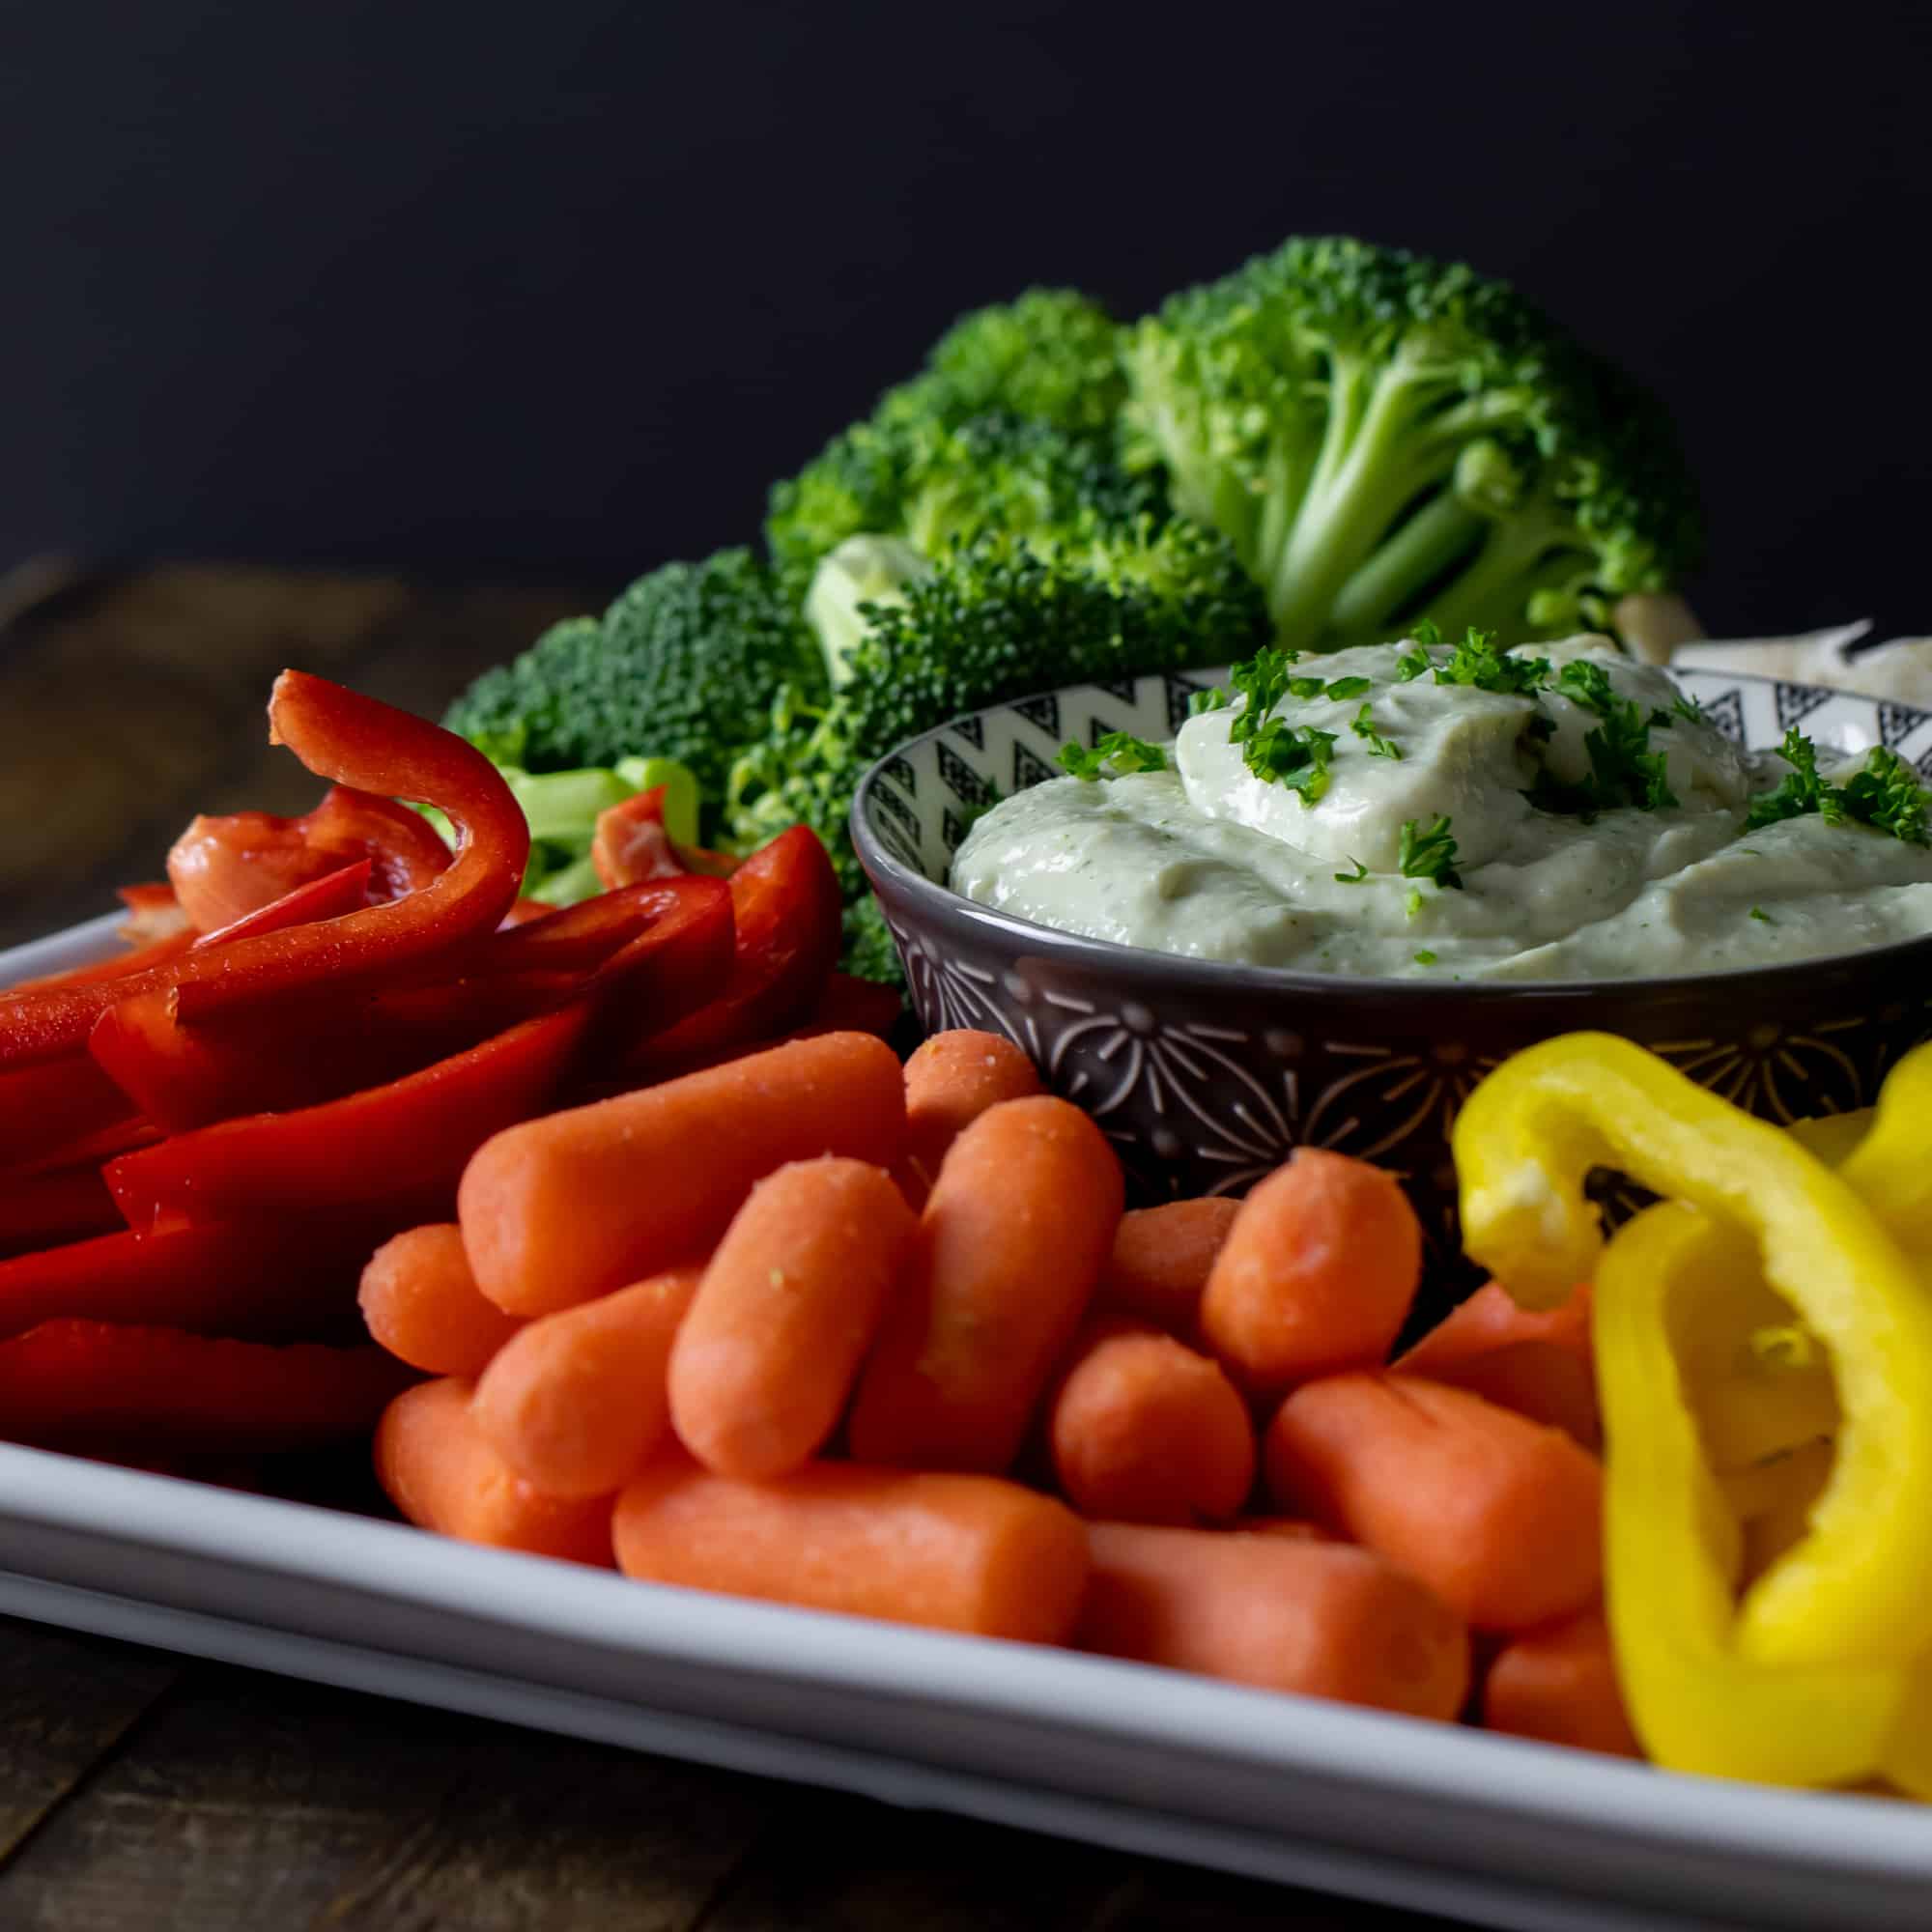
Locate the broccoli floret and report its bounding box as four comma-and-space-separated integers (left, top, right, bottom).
769, 409, 1155, 605
840, 895, 907, 989
1121, 236, 1703, 653
877, 287, 1126, 440
728, 524, 1268, 933
440, 550, 824, 835
766, 287, 1127, 591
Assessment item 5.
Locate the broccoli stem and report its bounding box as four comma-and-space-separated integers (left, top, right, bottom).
1265, 353, 1463, 648
1326, 490, 1487, 641
1417, 500, 1596, 640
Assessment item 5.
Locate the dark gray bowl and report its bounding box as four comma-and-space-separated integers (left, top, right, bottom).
852, 664, 1932, 1259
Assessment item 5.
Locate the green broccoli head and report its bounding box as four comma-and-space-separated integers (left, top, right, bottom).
1121, 235, 1704, 652
766, 286, 1128, 590
440, 549, 824, 832
727, 523, 1268, 925
878, 287, 1127, 440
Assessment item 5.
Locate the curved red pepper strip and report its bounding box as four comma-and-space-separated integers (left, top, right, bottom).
7, 929, 199, 992
0, 1058, 139, 1168
0, 1165, 122, 1260
0, 1320, 416, 1453
105, 1001, 590, 1235
0, 1219, 385, 1343
0, 671, 527, 1066
190, 858, 373, 947
609, 826, 840, 1081
92, 878, 730, 1131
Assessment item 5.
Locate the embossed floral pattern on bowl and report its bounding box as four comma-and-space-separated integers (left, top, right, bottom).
852, 666, 1932, 1254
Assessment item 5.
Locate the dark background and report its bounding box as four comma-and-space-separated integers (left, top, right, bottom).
3, 2, 1928, 637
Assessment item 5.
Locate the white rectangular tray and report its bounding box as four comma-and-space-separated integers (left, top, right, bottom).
4, 916, 1930, 1932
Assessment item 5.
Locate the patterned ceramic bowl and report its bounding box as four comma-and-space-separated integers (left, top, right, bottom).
852, 664, 1932, 1260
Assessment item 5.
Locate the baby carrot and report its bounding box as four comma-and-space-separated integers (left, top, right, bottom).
358, 1224, 526, 1378
1095, 1197, 1241, 1336
472, 1264, 703, 1497
1078, 1523, 1469, 1721
1265, 1373, 1604, 1630
1201, 1150, 1421, 1393
1047, 1318, 1255, 1524
669, 1159, 915, 1479
1393, 1280, 1599, 1448
611, 1452, 1090, 1643
459, 1031, 905, 1317
897, 1030, 1041, 1206
847, 1095, 1123, 1473
374, 1376, 614, 1566
1481, 1609, 1643, 1758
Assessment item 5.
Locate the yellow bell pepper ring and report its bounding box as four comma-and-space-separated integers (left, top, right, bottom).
1595, 1202, 1906, 1786
1454, 1030, 1932, 1669
1838, 1039, 1932, 1257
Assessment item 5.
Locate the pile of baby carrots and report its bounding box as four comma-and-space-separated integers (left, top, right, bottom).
364, 1025, 1636, 1758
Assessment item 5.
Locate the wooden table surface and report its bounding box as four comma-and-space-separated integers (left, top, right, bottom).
0, 562, 1470, 1931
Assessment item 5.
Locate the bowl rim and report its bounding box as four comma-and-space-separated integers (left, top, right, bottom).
849, 662, 1932, 1003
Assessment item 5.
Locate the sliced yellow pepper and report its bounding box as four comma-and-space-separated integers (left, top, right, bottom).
1594, 1201, 1905, 1785
1454, 1031, 1932, 1668
1839, 1046, 1932, 1256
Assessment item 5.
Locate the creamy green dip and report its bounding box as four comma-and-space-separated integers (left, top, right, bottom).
951, 638, 1932, 980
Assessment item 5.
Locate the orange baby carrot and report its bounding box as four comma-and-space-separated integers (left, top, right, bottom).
611, 1452, 1090, 1643
1265, 1373, 1603, 1631
847, 1095, 1123, 1473
472, 1264, 704, 1497
1200, 1150, 1421, 1393
1095, 1197, 1241, 1337
669, 1159, 915, 1480
1481, 1609, 1643, 1758
1047, 1318, 1255, 1524
358, 1224, 526, 1378
1078, 1523, 1469, 1720
459, 1031, 905, 1317
897, 1030, 1041, 1206
1393, 1280, 1599, 1448
373, 1376, 614, 1565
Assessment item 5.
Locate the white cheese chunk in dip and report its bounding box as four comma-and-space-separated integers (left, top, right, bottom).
950, 637, 1932, 981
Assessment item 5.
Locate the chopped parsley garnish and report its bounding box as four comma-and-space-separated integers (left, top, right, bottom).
1350, 702, 1403, 759
1247, 720, 1337, 801
1394, 648, 1432, 683
1414, 950, 1438, 966
1398, 815, 1463, 891
1435, 628, 1550, 696
1839, 746, 1932, 845
1744, 731, 1930, 843
1227, 648, 1298, 744
1748, 905, 1772, 923
1524, 658, 1679, 813
1057, 732, 1167, 781
1405, 887, 1425, 919
1672, 694, 1710, 727
1324, 675, 1374, 700
1187, 684, 1231, 716
1333, 857, 1371, 885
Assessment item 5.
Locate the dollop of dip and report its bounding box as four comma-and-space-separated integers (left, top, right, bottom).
951, 637, 1932, 980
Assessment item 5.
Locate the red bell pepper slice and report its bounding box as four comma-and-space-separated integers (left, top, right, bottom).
608, 826, 840, 1082
90, 876, 730, 1131
8, 928, 199, 992
167, 785, 449, 933
190, 857, 373, 947
117, 882, 193, 943
0, 1057, 140, 1169
105, 1001, 591, 1235
806, 970, 905, 1039
0, 1165, 122, 1260
0, 671, 527, 1067
0, 1219, 381, 1343
0, 1320, 416, 1453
